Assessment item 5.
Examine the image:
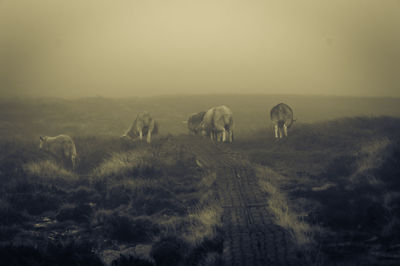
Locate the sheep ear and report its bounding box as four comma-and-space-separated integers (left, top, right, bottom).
39, 136, 44, 141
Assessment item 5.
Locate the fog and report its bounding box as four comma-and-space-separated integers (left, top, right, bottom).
0, 0, 399, 98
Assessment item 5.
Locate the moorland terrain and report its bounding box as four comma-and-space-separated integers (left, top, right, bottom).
0, 94, 399, 266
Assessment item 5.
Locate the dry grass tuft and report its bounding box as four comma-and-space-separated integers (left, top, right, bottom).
91, 149, 152, 179
256, 167, 318, 246
184, 205, 223, 245
23, 160, 79, 185
349, 137, 392, 187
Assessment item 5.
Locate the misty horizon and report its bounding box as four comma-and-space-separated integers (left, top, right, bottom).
1, 0, 399, 98
2, 92, 400, 101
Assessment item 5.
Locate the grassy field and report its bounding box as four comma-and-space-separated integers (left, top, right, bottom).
1, 94, 399, 140
1, 95, 400, 265
0, 135, 223, 265
235, 116, 400, 265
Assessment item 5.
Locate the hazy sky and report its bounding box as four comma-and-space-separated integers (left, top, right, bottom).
0, 0, 399, 98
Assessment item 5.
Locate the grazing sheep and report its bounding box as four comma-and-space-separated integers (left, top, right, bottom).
39, 134, 77, 170
200, 105, 234, 143
122, 111, 158, 143
186, 111, 206, 135
270, 103, 294, 139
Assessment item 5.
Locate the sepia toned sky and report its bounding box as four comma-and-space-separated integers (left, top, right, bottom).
0, 0, 399, 98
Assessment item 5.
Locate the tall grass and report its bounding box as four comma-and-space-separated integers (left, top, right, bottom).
87, 137, 223, 263
240, 117, 400, 265
3, 114, 399, 265
185, 205, 222, 245
256, 167, 317, 246
255, 166, 327, 265
91, 149, 153, 179
23, 160, 80, 186
0, 134, 224, 264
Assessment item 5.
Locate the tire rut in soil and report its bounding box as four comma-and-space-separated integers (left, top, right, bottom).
175, 136, 301, 266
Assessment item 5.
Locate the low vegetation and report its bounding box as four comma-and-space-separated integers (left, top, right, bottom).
0, 136, 223, 265
237, 116, 400, 265
256, 167, 317, 246
1, 95, 400, 265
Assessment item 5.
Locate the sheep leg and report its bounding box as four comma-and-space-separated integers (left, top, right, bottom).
147, 131, 152, 143
274, 125, 279, 139
283, 123, 288, 137
71, 155, 76, 171
139, 130, 143, 141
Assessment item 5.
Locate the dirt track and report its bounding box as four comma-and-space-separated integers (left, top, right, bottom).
177, 135, 300, 266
